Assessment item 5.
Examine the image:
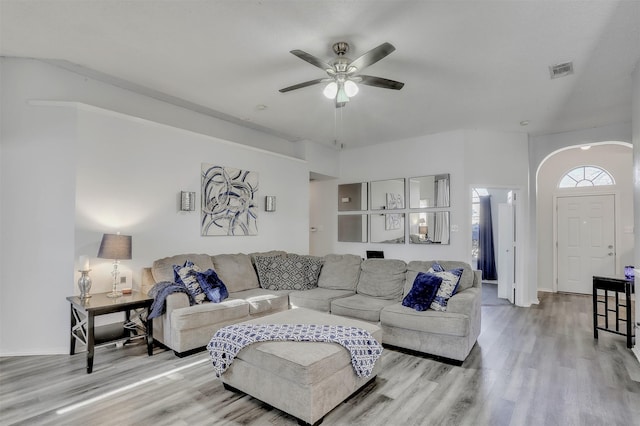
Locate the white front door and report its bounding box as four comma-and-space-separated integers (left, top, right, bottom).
557, 194, 615, 294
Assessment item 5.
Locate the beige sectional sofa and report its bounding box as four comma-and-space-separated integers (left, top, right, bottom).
141, 251, 481, 362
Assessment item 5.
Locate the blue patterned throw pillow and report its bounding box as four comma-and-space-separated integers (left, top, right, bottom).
195, 269, 229, 303
402, 272, 443, 311
173, 260, 206, 304
428, 263, 463, 311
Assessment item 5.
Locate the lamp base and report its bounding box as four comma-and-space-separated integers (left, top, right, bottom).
107, 290, 123, 298
77, 270, 92, 299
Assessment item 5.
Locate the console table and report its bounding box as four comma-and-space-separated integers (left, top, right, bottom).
67, 291, 154, 373
592, 275, 635, 348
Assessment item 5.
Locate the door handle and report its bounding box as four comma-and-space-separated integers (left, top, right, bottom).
608, 245, 613, 249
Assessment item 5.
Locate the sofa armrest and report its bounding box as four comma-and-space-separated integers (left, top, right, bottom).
141, 267, 155, 296
446, 287, 481, 315
473, 270, 482, 288
166, 292, 190, 314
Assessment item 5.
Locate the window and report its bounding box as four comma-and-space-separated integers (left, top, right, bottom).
558, 166, 614, 188
471, 188, 489, 262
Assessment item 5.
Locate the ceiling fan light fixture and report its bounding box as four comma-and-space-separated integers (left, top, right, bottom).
336, 84, 350, 103
323, 81, 338, 99
344, 80, 359, 97
281, 41, 404, 108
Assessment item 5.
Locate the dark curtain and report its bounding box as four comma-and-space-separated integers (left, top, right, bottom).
478, 195, 497, 280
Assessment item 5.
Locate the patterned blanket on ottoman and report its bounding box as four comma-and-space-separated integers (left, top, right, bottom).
207, 323, 383, 378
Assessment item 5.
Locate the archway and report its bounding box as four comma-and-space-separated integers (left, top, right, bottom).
536, 142, 633, 293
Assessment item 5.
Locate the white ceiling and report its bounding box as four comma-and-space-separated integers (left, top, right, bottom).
1, 1, 639, 149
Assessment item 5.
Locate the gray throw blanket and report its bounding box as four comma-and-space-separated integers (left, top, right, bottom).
148, 281, 196, 319
207, 323, 383, 378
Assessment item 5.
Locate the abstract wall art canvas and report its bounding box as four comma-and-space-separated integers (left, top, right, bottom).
385, 213, 402, 230
201, 164, 258, 236
386, 192, 404, 209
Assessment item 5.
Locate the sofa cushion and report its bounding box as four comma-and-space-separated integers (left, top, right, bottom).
330, 294, 397, 322
380, 303, 470, 337
288, 288, 355, 312
402, 272, 443, 311
211, 253, 259, 293
229, 289, 290, 315
173, 260, 207, 304
254, 254, 324, 291
317, 254, 362, 291
152, 254, 214, 283
406, 260, 475, 294
195, 269, 229, 303
356, 259, 407, 300
171, 298, 250, 331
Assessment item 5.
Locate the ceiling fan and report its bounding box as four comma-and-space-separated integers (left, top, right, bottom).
279, 41, 404, 108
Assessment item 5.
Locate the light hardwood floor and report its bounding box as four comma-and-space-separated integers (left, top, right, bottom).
1, 291, 639, 426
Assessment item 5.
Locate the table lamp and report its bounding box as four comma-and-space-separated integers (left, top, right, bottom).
97, 233, 132, 298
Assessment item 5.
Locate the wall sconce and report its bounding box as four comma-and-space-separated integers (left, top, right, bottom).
180, 191, 196, 211
265, 196, 276, 212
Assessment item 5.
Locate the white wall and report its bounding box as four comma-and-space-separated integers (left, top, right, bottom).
0, 58, 311, 355
326, 130, 468, 261
310, 129, 531, 304
632, 59, 640, 364
74, 105, 310, 293
529, 123, 633, 301
1, 64, 77, 355
298, 139, 339, 179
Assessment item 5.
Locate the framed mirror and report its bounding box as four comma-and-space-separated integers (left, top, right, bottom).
408, 212, 450, 244
370, 178, 405, 210
409, 174, 450, 208
370, 213, 405, 244
338, 182, 368, 211
338, 214, 368, 242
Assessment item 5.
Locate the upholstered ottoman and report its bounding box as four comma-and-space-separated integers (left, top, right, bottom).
212, 308, 383, 425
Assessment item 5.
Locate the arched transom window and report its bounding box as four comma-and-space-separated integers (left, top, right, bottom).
558, 166, 614, 188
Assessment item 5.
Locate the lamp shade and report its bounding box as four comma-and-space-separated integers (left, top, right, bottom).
344, 80, 359, 97
97, 233, 132, 260
323, 81, 338, 99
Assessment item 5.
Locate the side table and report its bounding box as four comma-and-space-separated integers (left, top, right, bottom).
592, 275, 635, 348
67, 291, 154, 373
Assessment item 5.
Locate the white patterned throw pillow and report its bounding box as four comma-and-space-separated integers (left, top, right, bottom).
428, 263, 463, 311
173, 260, 207, 304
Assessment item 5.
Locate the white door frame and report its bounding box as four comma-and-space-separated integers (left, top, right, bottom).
552, 189, 621, 293
470, 185, 526, 306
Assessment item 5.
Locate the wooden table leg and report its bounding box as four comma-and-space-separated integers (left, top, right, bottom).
626, 284, 632, 348
592, 282, 598, 340
70, 305, 77, 355
146, 306, 153, 356
87, 313, 95, 374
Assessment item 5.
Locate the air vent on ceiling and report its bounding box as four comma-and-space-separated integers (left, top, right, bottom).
549, 61, 574, 79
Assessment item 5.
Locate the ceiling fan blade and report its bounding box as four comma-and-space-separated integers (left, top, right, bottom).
279, 78, 325, 93
348, 42, 395, 72
290, 50, 331, 71
358, 75, 405, 90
